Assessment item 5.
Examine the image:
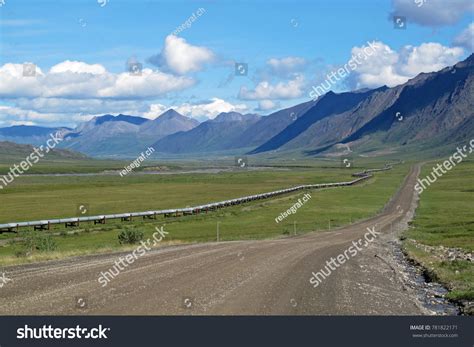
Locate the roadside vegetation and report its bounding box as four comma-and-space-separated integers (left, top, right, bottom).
404, 160, 474, 309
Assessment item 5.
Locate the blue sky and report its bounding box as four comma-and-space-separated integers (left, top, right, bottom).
0, 0, 472, 127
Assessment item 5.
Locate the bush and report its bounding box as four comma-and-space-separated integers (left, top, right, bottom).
35, 234, 57, 252
118, 227, 144, 244
19, 231, 57, 255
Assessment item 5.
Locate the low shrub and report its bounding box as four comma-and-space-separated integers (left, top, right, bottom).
118, 227, 144, 244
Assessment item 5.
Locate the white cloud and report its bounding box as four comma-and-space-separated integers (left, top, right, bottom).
398, 43, 465, 75
171, 98, 248, 119
98, 69, 194, 98
0, 60, 197, 126
350, 41, 464, 88
49, 60, 106, 75
0, 63, 45, 98
0, 105, 90, 127
0, 62, 195, 100
267, 57, 306, 75
256, 100, 280, 111
143, 103, 169, 119
453, 23, 474, 52
239, 74, 305, 100
390, 0, 473, 27
148, 35, 215, 75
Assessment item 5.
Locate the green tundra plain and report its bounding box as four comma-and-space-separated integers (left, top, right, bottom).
0, 155, 472, 305
0, 159, 409, 265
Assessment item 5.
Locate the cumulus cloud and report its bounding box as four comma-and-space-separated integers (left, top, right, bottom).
143, 103, 169, 119
159, 98, 248, 119
239, 74, 305, 100
98, 69, 195, 99
49, 60, 106, 74
349, 41, 464, 89
390, 0, 473, 27
148, 35, 215, 75
0, 105, 91, 127
0, 60, 198, 126
256, 100, 280, 111
453, 23, 474, 52
0, 63, 45, 98
0, 62, 195, 100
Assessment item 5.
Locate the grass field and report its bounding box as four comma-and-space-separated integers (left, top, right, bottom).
404, 160, 474, 303
0, 162, 397, 223
1, 143, 471, 308
0, 162, 409, 266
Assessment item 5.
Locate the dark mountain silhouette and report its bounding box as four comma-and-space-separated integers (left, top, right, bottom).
254, 54, 474, 157
152, 112, 260, 153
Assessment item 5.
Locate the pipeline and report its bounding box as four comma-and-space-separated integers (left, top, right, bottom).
0, 164, 395, 233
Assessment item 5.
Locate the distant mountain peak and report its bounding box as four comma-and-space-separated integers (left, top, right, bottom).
157, 109, 185, 120
94, 114, 148, 126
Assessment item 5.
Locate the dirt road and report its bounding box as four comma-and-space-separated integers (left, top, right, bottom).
0, 165, 424, 315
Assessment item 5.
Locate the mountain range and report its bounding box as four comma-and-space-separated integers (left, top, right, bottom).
60, 110, 199, 157
0, 125, 71, 146
1, 54, 472, 159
